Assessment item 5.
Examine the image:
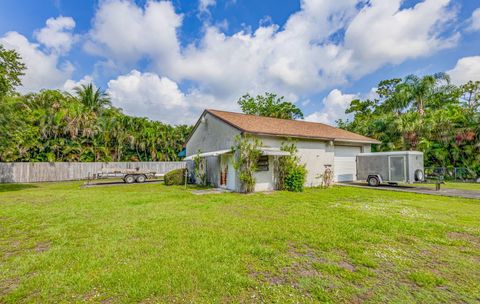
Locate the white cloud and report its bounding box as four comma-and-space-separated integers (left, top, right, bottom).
34, 16, 77, 53
85, 0, 182, 72
0, 31, 74, 92
199, 0, 216, 13
305, 89, 357, 125
107, 70, 190, 124
467, 8, 480, 32
107, 69, 239, 124
344, 0, 458, 76
447, 56, 480, 85
63, 75, 94, 92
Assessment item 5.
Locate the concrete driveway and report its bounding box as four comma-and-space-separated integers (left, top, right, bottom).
338, 182, 480, 200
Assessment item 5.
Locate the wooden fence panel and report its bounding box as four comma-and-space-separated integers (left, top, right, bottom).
0, 162, 186, 183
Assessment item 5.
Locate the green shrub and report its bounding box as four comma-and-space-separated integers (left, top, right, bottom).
276, 141, 307, 192
284, 165, 307, 192
164, 168, 186, 186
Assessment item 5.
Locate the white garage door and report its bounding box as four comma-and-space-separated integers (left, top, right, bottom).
334, 146, 361, 182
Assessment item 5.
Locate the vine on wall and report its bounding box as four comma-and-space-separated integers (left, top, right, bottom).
193, 151, 207, 186
232, 135, 262, 193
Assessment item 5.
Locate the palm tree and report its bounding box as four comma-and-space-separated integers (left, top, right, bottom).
402, 73, 450, 115
74, 83, 111, 113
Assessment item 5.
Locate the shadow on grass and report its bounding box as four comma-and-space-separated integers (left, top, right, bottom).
0, 183, 38, 192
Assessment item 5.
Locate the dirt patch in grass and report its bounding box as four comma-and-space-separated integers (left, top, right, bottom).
3, 240, 22, 258
447, 232, 480, 248
83, 288, 117, 303
249, 243, 326, 288
284, 243, 327, 283
83, 287, 102, 302
249, 243, 359, 290
35, 241, 51, 253
3, 240, 51, 258
339, 261, 356, 272
0, 277, 19, 296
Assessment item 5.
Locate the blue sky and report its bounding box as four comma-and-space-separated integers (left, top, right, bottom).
0, 0, 479, 125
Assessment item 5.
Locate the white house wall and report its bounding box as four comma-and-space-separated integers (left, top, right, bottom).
254, 156, 275, 191
186, 112, 241, 157
258, 136, 371, 187
258, 136, 333, 187
186, 113, 241, 188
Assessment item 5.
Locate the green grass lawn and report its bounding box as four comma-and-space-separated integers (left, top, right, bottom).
1, 182, 479, 303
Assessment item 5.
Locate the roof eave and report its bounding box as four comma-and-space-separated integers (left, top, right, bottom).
334, 138, 382, 145
184, 109, 209, 146
206, 109, 247, 132
243, 131, 380, 144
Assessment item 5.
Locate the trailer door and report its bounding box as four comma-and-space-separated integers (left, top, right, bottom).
389, 156, 406, 182
334, 146, 362, 182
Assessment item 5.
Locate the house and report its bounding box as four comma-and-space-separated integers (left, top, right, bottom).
185, 109, 381, 192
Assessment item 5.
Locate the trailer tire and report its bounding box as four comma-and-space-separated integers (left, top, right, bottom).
124, 175, 135, 184
414, 169, 424, 182
136, 174, 147, 183
367, 176, 380, 187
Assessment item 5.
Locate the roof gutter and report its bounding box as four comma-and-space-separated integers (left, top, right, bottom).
333, 138, 382, 144
243, 131, 381, 145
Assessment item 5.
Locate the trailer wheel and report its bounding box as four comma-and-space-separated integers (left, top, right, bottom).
124, 175, 135, 184
136, 174, 147, 183
367, 176, 380, 187
414, 169, 424, 182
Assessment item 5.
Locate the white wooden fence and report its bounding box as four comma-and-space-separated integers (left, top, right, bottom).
0, 162, 186, 183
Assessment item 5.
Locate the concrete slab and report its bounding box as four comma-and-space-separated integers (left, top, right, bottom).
337, 182, 480, 200
191, 188, 232, 195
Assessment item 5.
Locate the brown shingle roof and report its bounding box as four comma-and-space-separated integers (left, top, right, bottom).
206, 109, 380, 144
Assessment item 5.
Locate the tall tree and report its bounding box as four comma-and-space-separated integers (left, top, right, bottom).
0, 44, 26, 98
460, 80, 480, 109
73, 83, 111, 113
237, 92, 304, 119
392, 73, 451, 115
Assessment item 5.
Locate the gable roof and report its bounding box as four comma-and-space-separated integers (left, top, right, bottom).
203, 109, 380, 144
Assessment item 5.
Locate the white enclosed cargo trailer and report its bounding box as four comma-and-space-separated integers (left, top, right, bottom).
356, 151, 424, 186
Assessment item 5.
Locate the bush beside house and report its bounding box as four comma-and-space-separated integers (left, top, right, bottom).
164, 168, 186, 185
284, 165, 307, 192
278, 141, 307, 192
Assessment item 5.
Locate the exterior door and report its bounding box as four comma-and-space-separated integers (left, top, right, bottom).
334, 146, 362, 182
389, 156, 406, 182
220, 154, 236, 190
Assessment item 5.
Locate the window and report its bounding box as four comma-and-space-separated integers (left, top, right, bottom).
256, 155, 269, 171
